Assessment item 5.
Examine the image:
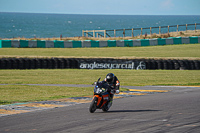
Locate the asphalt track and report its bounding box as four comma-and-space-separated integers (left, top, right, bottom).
0, 85, 200, 133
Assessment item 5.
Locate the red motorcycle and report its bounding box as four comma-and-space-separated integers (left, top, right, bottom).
89, 77, 112, 113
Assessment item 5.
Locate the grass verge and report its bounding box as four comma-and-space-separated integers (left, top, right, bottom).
1, 43, 200, 105
0, 44, 200, 59
0, 69, 200, 105
0, 69, 200, 86
0, 85, 128, 105
0, 85, 92, 105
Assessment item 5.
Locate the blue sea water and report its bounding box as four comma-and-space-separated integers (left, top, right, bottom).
0, 12, 200, 38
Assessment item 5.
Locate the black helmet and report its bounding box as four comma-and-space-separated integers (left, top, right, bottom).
106, 73, 114, 83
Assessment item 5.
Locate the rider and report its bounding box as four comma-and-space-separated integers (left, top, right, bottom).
104, 73, 120, 104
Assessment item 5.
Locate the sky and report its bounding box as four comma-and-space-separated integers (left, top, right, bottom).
0, 0, 200, 15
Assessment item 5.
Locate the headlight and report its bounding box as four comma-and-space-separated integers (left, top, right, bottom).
96, 88, 102, 94
96, 88, 100, 93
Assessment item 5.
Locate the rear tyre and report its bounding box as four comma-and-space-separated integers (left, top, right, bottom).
89, 97, 98, 113
102, 101, 112, 112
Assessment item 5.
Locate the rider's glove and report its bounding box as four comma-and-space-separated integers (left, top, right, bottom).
115, 90, 119, 94
110, 89, 115, 94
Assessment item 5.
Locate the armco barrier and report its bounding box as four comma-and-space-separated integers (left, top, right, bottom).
133, 40, 141, 46
46, 41, 54, 48
165, 38, 174, 45
182, 37, 190, 44
0, 37, 199, 48
99, 40, 107, 47
64, 41, 73, 48
12, 40, 20, 47
116, 40, 124, 47
198, 37, 200, 43
149, 39, 158, 46
0, 58, 199, 70
82, 40, 91, 47
29, 40, 37, 48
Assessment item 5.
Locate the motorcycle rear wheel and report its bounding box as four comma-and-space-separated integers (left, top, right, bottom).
102, 101, 112, 112
89, 97, 98, 113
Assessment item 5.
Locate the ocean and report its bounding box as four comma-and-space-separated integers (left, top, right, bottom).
0, 12, 200, 38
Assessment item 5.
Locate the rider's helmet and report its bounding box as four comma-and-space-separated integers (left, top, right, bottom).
106, 73, 114, 83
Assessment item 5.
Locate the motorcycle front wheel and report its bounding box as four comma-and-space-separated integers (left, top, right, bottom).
89, 97, 98, 113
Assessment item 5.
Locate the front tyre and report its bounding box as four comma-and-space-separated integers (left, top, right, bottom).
89, 97, 98, 113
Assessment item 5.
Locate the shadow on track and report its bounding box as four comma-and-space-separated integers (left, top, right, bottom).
98, 109, 161, 113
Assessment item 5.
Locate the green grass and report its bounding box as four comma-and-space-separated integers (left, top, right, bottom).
1, 69, 200, 86
0, 44, 200, 59
1, 69, 200, 105
1, 44, 200, 105
0, 85, 94, 105
0, 85, 128, 105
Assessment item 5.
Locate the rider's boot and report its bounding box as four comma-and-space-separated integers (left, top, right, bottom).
107, 94, 113, 108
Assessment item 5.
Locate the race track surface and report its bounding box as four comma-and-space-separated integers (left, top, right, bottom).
0, 86, 200, 133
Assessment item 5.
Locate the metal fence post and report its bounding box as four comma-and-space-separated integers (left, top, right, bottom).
82, 30, 85, 37
168, 25, 170, 34
186, 24, 187, 32
195, 23, 197, 32
104, 30, 106, 38
123, 29, 125, 37
132, 28, 134, 37
177, 25, 179, 33
114, 29, 116, 37
150, 27, 152, 35
159, 26, 161, 34
93, 30, 95, 38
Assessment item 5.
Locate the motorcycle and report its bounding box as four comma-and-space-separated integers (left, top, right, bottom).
89, 77, 112, 113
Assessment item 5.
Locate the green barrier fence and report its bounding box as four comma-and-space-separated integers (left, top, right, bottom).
0, 40, 2, 48
189, 36, 198, 44
157, 38, 166, 45
20, 40, 29, 48
141, 39, 150, 46
107, 40, 116, 47
2, 40, 11, 48
172, 37, 182, 44
0, 36, 199, 48
54, 41, 64, 48
72, 41, 82, 48
91, 41, 99, 47
37, 40, 46, 48
124, 40, 133, 47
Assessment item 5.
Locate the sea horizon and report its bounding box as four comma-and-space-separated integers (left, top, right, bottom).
1, 12, 200, 38
1, 11, 200, 16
